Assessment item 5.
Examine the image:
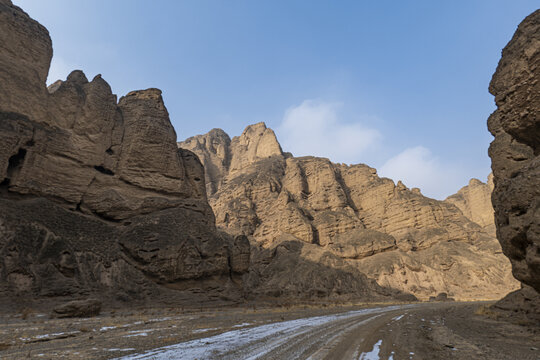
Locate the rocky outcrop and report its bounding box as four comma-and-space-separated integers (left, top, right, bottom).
181, 128, 232, 196
488, 10, 540, 314
445, 175, 495, 235
0, 0, 51, 121
492, 285, 540, 323
428, 293, 454, 302
0, 1, 247, 308
179, 124, 519, 301
180, 124, 409, 301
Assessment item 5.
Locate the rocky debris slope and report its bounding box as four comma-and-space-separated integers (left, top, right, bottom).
444, 175, 495, 235
179, 123, 519, 301
0, 0, 250, 309
487, 9, 540, 317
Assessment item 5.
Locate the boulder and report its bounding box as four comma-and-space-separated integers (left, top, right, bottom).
52, 299, 102, 318
428, 292, 455, 302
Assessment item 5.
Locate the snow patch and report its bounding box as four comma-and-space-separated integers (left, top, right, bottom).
124, 329, 160, 338
100, 326, 116, 331
231, 322, 251, 328
124, 332, 148, 337
149, 317, 173, 322
19, 331, 80, 342
359, 339, 382, 360
192, 327, 219, 333
108, 348, 136, 352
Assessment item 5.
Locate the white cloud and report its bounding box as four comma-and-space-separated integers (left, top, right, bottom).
276, 100, 381, 164
378, 146, 467, 200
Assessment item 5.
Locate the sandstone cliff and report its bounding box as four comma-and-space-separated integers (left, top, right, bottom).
0, 1, 250, 308
445, 175, 495, 235
487, 9, 540, 317
179, 124, 519, 301
1, 0, 530, 309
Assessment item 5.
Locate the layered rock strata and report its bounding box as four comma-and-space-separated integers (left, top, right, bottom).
180, 123, 519, 301
488, 9, 540, 316
445, 175, 495, 234
0, 1, 249, 308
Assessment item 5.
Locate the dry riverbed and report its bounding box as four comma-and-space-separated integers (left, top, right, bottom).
0, 302, 538, 359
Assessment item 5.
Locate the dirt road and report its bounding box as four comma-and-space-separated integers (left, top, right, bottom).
117, 303, 539, 360
118, 305, 413, 360
1, 302, 538, 359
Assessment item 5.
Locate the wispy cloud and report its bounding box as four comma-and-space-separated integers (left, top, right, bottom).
276, 100, 381, 164
378, 146, 468, 200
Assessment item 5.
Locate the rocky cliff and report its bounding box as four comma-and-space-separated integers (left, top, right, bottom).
1, 0, 530, 309
487, 9, 540, 317
445, 175, 495, 235
0, 0, 250, 309
179, 123, 519, 301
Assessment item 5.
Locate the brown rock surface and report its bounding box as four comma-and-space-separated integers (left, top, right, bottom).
1, 0, 530, 309
0, 2, 244, 308
51, 299, 102, 318
179, 124, 519, 301
0, 0, 51, 121
445, 175, 495, 234
243, 238, 416, 302
488, 10, 540, 313
181, 128, 231, 196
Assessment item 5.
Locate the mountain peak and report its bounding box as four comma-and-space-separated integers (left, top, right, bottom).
229, 122, 283, 172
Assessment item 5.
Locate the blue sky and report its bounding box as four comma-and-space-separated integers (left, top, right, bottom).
14, 0, 539, 199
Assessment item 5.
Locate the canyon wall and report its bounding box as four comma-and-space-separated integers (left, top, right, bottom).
444, 175, 495, 234
0, 0, 399, 308
0, 0, 249, 308
2, 0, 533, 308
488, 9, 540, 316
180, 123, 518, 301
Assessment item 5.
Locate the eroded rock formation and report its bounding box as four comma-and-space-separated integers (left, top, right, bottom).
488, 9, 540, 316
0, 1, 248, 308
179, 123, 519, 301
1, 0, 531, 308
445, 175, 495, 234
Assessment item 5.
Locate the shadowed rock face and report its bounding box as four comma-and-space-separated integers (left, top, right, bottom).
0, 1, 248, 307
488, 10, 540, 295
179, 123, 519, 301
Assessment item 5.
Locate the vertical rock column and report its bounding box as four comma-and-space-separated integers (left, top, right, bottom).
488, 10, 540, 294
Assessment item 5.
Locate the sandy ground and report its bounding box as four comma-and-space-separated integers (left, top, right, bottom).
0, 302, 538, 359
